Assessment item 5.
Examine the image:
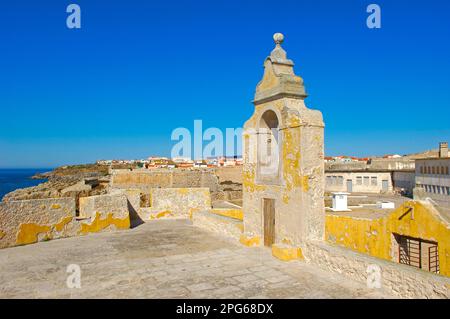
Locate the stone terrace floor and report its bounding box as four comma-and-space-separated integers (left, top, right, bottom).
0, 220, 391, 298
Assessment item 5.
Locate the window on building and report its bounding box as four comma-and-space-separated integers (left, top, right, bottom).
326, 176, 332, 185
432, 167, 435, 174
441, 166, 445, 175
447, 187, 450, 196
420, 166, 423, 174
356, 176, 362, 185
446, 166, 449, 175
371, 176, 377, 186
338, 176, 343, 185
363, 176, 370, 186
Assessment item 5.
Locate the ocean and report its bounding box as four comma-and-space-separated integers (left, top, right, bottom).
0, 169, 51, 201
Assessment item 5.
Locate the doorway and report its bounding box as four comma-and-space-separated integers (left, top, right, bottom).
263, 198, 275, 247
382, 180, 388, 191
346, 179, 353, 192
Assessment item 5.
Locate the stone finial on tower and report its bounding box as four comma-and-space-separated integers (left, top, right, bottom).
269, 33, 292, 65
254, 33, 307, 105
273, 32, 284, 45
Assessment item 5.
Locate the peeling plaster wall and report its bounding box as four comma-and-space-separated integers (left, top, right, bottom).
0, 194, 131, 249
325, 201, 450, 277
78, 194, 130, 234
0, 198, 76, 248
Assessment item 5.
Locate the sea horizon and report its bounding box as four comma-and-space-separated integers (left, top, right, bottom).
0, 168, 52, 200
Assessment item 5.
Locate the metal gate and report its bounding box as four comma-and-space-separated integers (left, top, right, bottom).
429, 245, 440, 273
397, 234, 439, 273
398, 236, 421, 269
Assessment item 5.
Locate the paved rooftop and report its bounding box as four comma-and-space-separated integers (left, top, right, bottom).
0, 220, 390, 299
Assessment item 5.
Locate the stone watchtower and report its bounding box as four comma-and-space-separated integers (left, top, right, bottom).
241, 33, 325, 259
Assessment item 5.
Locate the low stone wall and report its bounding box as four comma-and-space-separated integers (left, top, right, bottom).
0, 198, 76, 248
111, 169, 219, 192
215, 166, 242, 184
128, 188, 212, 221
193, 211, 243, 240
77, 193, 131, 234
79, 193, 129, 218
303, 240, 450, 299
0, 194, 131, 249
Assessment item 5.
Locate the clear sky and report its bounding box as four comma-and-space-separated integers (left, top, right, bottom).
0, 0, 449, 168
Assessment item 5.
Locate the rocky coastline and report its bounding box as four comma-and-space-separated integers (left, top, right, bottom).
2, 164, 111, 203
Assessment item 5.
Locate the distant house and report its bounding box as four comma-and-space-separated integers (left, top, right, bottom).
383, 154, 402, 159
96, 160, 112, 165
193, 160, 208, 168
414, 142, 450, 203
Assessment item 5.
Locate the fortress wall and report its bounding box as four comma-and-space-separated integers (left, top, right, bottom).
110, 169, 220, 192
0, 194, 131, 249
111, 170, 172, 188
0, 198, 76, 248
215, 166, 242, 184
144, 188, 212, 220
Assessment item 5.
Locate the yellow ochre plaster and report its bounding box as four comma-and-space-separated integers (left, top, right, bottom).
16, 224, 51, 245
240, 234, 260, 247
211, 208, 243, 221
151, 210, 173, 220
54, 216, 73, 232
272, 244, 304, 261
325, 201, 450, 277
79, 212, 130, 234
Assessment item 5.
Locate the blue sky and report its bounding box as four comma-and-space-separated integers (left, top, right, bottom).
0, 0, 449, 168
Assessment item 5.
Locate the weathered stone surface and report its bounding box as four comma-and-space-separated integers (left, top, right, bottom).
0, 220, 390, 299
110, 168, 243, 203
111, 169, 219, 192
0, 198, 76, 249
79, 193, 129, 219
193, 211, 243, 240
0, 193, 131, 249
116, 187, 213, 221
303, 240, 450, 299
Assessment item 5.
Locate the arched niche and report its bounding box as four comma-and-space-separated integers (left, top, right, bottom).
257, 109, 281, 183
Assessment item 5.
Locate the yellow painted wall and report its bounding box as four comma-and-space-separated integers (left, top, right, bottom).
211, 208, 243, 221
325, 201, 450, 277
